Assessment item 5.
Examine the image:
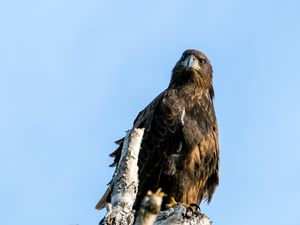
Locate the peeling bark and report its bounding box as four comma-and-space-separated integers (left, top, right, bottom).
154, 205, 211, 225
101, 128, 144, 225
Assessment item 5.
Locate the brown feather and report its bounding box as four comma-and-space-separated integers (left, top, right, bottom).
95, 185, 112, 210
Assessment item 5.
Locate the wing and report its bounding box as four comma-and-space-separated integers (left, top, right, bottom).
134, 90, 185, 207
203, 96, 219, 202
95, 89, 184, 209
181, 92, 219, 203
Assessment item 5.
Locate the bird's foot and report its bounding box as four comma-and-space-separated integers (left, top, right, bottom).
166, 197, 189, 208
166, 198, 201, 218
184, 203, 201, 218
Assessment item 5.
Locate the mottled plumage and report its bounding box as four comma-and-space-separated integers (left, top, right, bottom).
96, 49, 219, 210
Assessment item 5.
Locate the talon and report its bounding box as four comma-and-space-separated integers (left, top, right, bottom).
183, 203, 201, 218
194, 211, 202, 217
185, 206, 194, 218
166, 198, 201, 218
166, 197, 178, 208
189, 203, 201, 212
166, 197, 190, 208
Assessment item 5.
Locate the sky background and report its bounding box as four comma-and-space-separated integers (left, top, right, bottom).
1, 1, 300, 225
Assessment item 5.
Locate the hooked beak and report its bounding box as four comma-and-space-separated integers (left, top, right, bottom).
183, 55, 200, 70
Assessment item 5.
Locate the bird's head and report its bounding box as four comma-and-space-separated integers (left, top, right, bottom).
169, 49, 213, 90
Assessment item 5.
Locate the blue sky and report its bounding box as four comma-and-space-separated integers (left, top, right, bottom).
1, 1, 300, 225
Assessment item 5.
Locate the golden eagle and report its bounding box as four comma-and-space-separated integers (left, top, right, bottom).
96, 49, 219, 210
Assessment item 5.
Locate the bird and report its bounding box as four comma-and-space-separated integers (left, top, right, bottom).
96, 49, 219, 211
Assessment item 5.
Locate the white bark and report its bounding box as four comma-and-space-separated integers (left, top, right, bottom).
102, 128, 144, 225
154, 205, 211, 225
100, 128, 212, 225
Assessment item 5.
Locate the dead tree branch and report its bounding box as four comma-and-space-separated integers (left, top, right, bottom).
101, 128, 144, 225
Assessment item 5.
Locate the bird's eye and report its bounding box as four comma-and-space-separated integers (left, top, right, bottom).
181, 54, 186, 60
200, 58, 207, 64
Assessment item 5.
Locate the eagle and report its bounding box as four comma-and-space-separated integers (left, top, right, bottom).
96, 49, 219, 211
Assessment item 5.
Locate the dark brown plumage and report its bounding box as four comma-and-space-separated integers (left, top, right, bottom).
96, 49, 219, 211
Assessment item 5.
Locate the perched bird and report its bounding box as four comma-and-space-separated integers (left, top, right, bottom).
96, 49, 219, 211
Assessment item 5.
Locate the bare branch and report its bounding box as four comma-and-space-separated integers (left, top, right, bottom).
134, 189, 164, 225
102, 128, 144, 225
154, 205, 211, 225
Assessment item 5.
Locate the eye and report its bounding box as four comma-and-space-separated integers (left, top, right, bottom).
200, 58, 207, 64
181, 53, 186, 60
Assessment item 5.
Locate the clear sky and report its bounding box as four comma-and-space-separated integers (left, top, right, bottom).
1, 1, 300, 225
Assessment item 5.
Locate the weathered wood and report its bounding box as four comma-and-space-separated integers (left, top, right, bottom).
134, 189, 164, 225
154, 205, 211, 225
101, 128, 144, 225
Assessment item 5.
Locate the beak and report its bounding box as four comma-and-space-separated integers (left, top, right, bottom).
183, 55, 200, 70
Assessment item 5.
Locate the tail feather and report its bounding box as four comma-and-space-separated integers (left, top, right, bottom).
96, 137, 123, 210
95, 185, 112, 210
